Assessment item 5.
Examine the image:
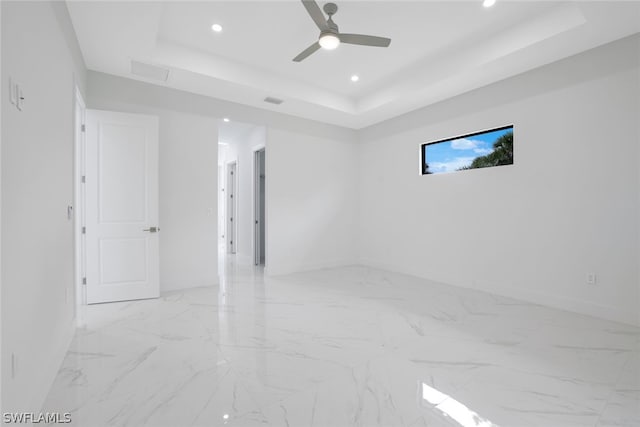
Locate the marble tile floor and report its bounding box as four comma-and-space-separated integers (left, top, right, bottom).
42, 258, 640, 427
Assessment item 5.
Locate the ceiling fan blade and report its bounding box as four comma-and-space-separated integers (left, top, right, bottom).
301, 0, 328, 31
293, 42, 321, 62
339, 33, 391, 47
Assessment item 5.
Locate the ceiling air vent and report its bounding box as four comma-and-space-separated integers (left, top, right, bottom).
131, 60, 170, 82
264, 97, 284, 105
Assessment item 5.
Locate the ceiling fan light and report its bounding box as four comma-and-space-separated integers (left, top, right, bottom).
319, 33, 340, 50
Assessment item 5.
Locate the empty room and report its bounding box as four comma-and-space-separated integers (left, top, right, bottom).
1, 1, 639, 426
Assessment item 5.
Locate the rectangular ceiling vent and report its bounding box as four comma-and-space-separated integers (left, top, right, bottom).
264, 96, 284, 105
131, 60, 170, 82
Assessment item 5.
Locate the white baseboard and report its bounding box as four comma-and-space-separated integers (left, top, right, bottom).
266, 258, 357, 277
161, 278, 219, 293
358, 257, 639, 327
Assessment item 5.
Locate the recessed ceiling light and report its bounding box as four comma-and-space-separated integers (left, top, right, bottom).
483, 0, 496, 7
211, 24, 223, 32
223, 118, 230, 122
351, 75, 360, 82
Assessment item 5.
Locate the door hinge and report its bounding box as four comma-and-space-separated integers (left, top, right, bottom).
82, 226, 86, 234
81, 175, 86, 183
82, 277, 87, 285
81, 124, 86, 132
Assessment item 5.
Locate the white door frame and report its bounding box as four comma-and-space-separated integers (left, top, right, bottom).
226, 161, 237, 254
73, 86, 86, 314
218, 164, 225, 241
252, 145, 266, 266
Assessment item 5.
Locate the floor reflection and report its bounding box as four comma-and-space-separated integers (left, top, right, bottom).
421, 382, 498, 427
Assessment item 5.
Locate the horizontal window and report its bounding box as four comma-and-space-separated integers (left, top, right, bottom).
421, 125, 513, 175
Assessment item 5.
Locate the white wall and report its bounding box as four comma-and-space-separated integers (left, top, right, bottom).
0, 2, 4, 415
266, 128, 358, 275
88, 72, 358, 277
221, 124, 358, 274
85, 98, 219, 292
158, 113, 218, 290
1, 0, 86, 413
358, 34, 640, 326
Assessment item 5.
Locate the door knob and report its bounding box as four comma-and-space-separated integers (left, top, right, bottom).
143, 227, 160, 233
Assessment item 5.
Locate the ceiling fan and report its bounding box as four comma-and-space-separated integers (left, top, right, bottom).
293, 0, 391, 62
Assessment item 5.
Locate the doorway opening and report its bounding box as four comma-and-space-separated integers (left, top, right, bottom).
254, 148, 266, 266
217, 121, 267, 269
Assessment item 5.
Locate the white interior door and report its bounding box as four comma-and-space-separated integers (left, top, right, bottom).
85, 110, 160, 304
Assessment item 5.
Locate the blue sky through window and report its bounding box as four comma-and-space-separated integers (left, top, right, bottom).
423, 126, 513, 174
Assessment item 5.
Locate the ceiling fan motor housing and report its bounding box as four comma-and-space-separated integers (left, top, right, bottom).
323, 3, 338, 16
